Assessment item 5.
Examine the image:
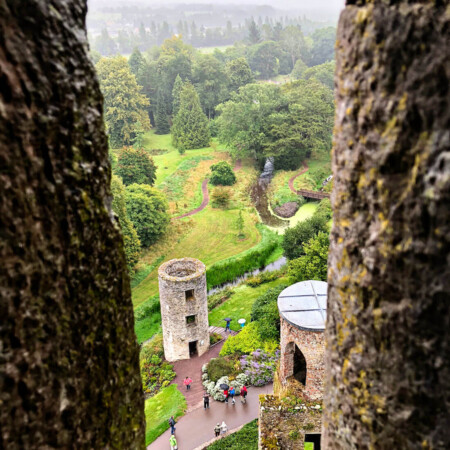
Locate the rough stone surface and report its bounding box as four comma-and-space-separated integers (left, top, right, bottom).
273, 201, 299, 218
279, 317, 325, 401
324, 1, 450, 449
0, 1, 145, 448
159, 258, 210, 361
259, 394, 322, 449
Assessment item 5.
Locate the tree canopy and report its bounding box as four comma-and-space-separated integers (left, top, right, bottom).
172, 82, 210, 150
96, 56, 150, 148
209, 161, 237, 186
111, 175, 141, 272
116, 146, 157, 186
125, 184, 169, 247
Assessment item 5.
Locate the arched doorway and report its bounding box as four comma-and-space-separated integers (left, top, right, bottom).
294, 344, 307, 385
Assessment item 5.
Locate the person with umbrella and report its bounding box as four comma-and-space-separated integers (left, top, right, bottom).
224, 317, 232, 333
220, 382, 229, 403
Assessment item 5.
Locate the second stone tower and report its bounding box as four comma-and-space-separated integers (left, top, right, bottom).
158, 258, 209, 361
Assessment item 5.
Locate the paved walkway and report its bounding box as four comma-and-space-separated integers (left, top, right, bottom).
170, 327, 238, 412
173, 179, 209, 220
148, 383, 273, 450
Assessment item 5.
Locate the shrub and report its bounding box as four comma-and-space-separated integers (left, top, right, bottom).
287, 231, 330, 282
116, 146, 157, 186
239, 350, 280, 386
210, 332, 223, 346
207, 356, 240, 383
246, 269, 285, 287
125, 184, 170, 247
209, 161, 237, 186
282, 213, 328, 260
316, 197, 332, 220
211, 186, 231, 209
208, 287, 235, 311
220, 322, 278, 356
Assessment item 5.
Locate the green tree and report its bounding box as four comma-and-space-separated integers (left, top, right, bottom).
291, 58, 308, 80
302, 61, 335, 90
110, 175, 141, 272
125, 184, 169, 247
128, 47, 146, 77
248, 19, 261, 44
225, 57, 254, 92
171, 74, 184, 116
209, 161, 236, 186
309, 27, 336, 66
132, 121, 145, 149
216, 83, 281, 161
282, 213, 328, 260
116, 147, 157, 186
154, 89, 170, 134
280, 25, 306, 69
236, 210, 245, 239
96, 56, 150, 148
247, 41, 281, 79
192, 54, 229, 119
172, 82, 210, 150
211, 187, 231, 209
287, 231, 330, 282
266, 79, 334, 170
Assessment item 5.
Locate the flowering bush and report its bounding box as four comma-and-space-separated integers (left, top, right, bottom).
239, 349, 280, 387
202, 375, 247, 401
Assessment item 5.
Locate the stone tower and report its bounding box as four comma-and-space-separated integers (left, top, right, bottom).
158, 258, 210, 361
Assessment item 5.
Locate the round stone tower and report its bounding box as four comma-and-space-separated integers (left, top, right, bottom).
158, 258, 210, 362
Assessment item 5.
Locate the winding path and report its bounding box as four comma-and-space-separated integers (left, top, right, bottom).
172, 179, 209, 220
288, 162, 331, 200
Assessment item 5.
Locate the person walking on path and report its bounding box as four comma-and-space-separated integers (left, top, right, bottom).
224, 388, 229, 403
203, 391, 210, 409
168, 416, 176, 435
221, 421, 228, 435
214, 423, 221, 437
184, 376, 192, 391
224, 318, 231, 333
229, 386, 235, 405
169, 434, 178, 450
240, 385, 248, 403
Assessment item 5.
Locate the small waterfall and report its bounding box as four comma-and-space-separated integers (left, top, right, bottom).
250, 157, 289, 228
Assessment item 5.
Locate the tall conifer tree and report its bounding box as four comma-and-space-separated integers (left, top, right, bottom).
154, 89, 170, 134
172, 83, 210, 150
172, 74, 184, 116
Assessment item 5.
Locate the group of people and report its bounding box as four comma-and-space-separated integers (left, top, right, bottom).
223, 385, 247, 405
167, 377, 249, 448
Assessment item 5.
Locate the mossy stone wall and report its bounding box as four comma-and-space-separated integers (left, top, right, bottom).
324, 1, 449, 448
0, 1, 145, 448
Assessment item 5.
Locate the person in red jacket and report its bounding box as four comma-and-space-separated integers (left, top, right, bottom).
224, 388, 229, 403
184, 376, 192, 391
240, 385, 248, 403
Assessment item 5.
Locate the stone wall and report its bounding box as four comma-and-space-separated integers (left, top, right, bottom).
279, 317, 325, 401
159, 258, 210, 361
0, 1, 145, 448
324, 0, 450, 448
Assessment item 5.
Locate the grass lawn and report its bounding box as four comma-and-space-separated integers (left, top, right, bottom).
208, 277, 288, 331
145, 384, 187, 446
135, 312, 161, 345
206, 419, 258, 450
132, 208, 261, 307
305, 443, 314, 450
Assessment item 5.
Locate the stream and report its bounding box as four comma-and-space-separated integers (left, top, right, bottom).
250, 157, 290, 228
207, 256, 287, 295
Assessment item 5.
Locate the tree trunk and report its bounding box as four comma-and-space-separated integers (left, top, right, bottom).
324, 1, 450, 449
0, 1, 145, 448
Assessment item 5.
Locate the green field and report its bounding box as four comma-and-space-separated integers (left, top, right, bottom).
145, 384, 186, 445
208, 277, 288, 331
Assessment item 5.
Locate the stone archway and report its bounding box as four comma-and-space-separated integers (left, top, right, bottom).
283, 342, 307, 385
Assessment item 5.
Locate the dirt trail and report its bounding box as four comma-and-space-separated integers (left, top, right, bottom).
288, 161, 309, 194
172, 179, 209, 220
